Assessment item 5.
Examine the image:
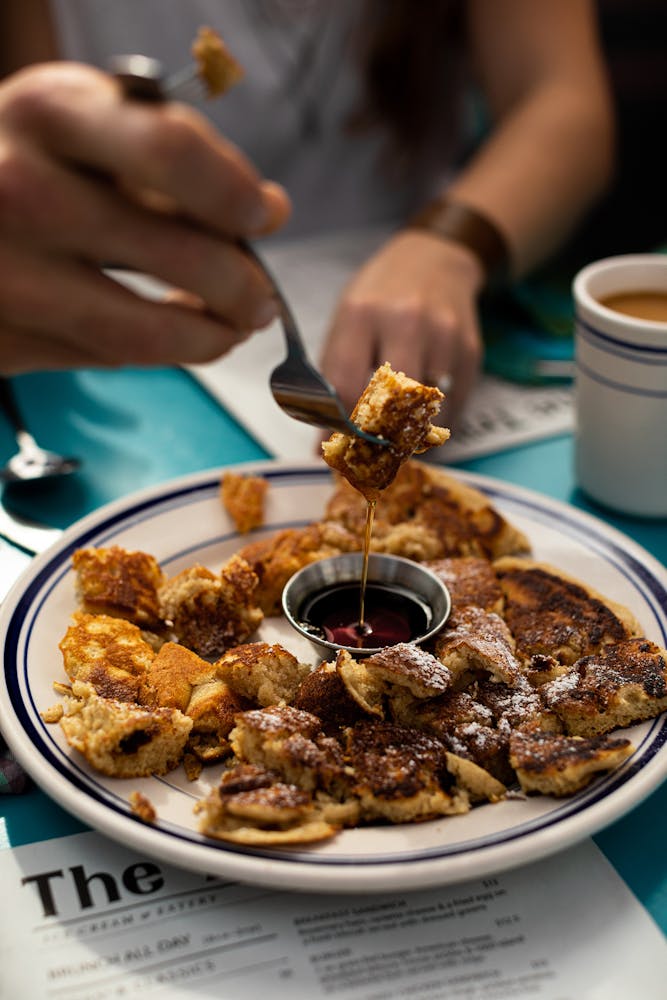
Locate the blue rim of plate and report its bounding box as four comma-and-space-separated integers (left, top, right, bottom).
2, 463, 667, 885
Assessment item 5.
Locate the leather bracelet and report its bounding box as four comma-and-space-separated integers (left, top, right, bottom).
408, 198, 511, 288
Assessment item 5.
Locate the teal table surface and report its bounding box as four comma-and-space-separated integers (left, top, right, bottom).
1, 366, 666, 932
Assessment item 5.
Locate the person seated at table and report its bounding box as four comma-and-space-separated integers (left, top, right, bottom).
0, 1, 613, 424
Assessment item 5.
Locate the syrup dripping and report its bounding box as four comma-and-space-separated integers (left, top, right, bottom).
357, 498, 377, 640
297, 486, 432, 650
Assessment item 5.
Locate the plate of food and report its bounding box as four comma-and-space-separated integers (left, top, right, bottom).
1, 453, 666, 895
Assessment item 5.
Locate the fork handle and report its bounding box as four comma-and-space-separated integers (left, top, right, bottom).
238, 239, 309, 359
109, 55, 166, 101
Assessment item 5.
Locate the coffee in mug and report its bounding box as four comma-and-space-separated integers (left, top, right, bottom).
598, 290, 667, 323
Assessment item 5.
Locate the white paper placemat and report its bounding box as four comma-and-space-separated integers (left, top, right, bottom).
1, 830, 664, 999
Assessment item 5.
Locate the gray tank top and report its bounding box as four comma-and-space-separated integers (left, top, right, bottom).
50, 0, 457, 237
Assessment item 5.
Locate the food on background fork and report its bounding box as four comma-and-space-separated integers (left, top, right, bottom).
191, 25, 244, 97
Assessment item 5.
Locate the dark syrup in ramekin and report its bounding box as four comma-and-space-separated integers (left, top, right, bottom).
298, 581, 431, 650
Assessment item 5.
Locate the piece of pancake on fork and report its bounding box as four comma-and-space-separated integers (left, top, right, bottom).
322, 362, 449, 501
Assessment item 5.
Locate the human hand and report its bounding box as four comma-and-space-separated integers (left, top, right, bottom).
0, 63, 291, 374
320, 230, 486, 425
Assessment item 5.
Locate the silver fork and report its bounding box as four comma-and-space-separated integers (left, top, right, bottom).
241, 244, 387, 443
111, 55, 388, 446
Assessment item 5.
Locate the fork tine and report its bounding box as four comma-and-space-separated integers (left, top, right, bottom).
269, 356, 385, 443
270, 359, 355, 435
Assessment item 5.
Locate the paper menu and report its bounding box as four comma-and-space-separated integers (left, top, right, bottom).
1, 830, 664, 999
186, 228, 574, 463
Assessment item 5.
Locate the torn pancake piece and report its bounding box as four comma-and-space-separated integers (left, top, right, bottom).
346, 720, 469, 823
59, 612, 155, 703
541, 637, 667, 737
445, 752, 506, 804
72, 546, 165, 629
398, 688, 514, 785
336, 643, 451, 720
322, 363, 449, 501
159, 554, 263, 658
215, 641, 312, 707
426, 556, 504, 616
237, 521, 357, 615
230, 705, 350, 800
293, 660, 369, 735
433, 604, 521, 689
60, 680, 192, 778
509, 730, 633, 796
220, 471, 267, 534
195, 764, 339, 845
473, 676, 561, 737
140, 641, 248, 762
494, 557, 642, 668
324, 461, 530, 562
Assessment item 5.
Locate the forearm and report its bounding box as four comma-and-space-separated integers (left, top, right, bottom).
445, 80, 614, 278
418, 0, 614, 281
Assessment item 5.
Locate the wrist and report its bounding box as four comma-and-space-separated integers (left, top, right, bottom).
407, 197, 511, 289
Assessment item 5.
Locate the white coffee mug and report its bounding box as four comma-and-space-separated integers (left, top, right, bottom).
573, 254, 667, 518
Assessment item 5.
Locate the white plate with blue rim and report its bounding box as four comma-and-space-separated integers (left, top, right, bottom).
1, 460, 666, 894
